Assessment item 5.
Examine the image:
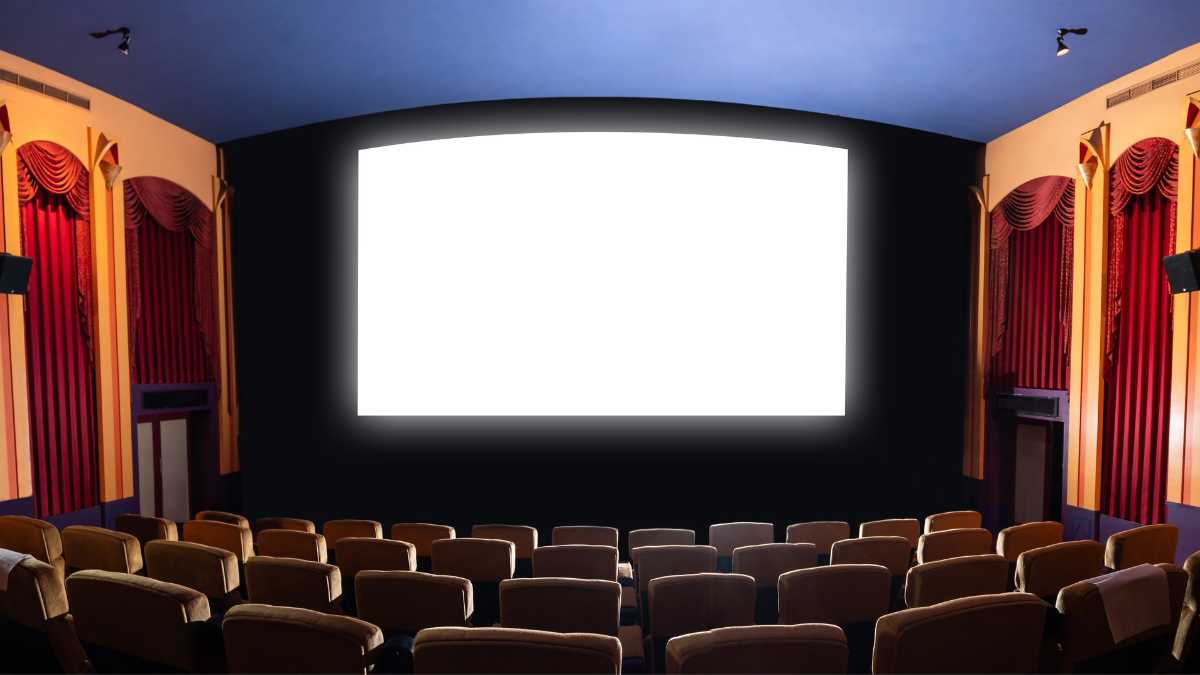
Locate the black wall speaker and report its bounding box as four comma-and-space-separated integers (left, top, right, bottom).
1165, 250, 1200, 294
0, 253, 31, 295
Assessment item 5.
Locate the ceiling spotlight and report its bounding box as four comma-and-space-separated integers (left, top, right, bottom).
1056, 27, 1087, 57
90, 27, 131, 55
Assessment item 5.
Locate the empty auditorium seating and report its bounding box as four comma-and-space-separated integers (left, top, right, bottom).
923, 510, 983, 534
829, 536, 910, 576
1105, 523, 1179, 570
732, 542, 818, 623
533, 544, 619, 581
144, 539, 242, 613
778, 564, 891, 673
62, 525, 143, 574
196, 510, 251, 529
0, 515, 65, 579
1014, 539, 1106, 603
255, 516, 317, 534
633, 545, 718, 630
0, 556, 88, 673
323, 519, 384, 564
996, 521, 1064, 562
116, 513, 179, 547
629, 528, 696, 550
903, 554, 1008, 608
645, 573, 755, 672
433, 537, 516, 627
223, 602, 383, 674
709, 522, 774, 571
257, 528, 328, 562
245, 555, 343, 613
553, 525, 619, 548
413, 626, 622, 674
336, 537, 417, 615
665, 624, 849, 674
1175, 550, 1200, 671
357, 570, 474, 634
857, 518, 920, 551
785, 521, 849, 564
391, 523, 456, 572
183, 519, 255, 563
472, 524, 538, 577
872, 593, 1047, 673
67, 569, 224, 672
501, 577, 621, 636
916, 527, 991, 564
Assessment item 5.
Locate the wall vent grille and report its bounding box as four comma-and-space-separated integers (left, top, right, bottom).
1106, 57, 1200, 109
0, 67, 91, 110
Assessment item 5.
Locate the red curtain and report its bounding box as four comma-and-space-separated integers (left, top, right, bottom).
1101, 137, 1178, 525
16, 142, 99, 518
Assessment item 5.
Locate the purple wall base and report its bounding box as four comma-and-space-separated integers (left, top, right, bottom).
1063, 504, 1097, 541
0, 497, 33, 517
1168, 501, 1200, 566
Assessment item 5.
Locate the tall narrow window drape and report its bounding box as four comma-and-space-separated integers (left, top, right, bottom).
1101, 137, 1178, 525
988, 176, 1075, 390
16, 141, 99, 518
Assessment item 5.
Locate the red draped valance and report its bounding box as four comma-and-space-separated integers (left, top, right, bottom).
16, 141, 91, 217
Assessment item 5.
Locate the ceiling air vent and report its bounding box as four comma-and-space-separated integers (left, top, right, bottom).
1106, 57, 1200, 109
0, 67, 91, 110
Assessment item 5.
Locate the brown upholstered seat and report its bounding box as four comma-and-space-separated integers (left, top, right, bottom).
646, 573, 755, 672
733, 542, 819, 624
778, 564, 891, 673
904, 553, 1009, 608
533, 544, 618, 581
245, 555, 343, 613
857, 518, 920, 550
0, 557, 87, 674
356, 570, 473, 635
1105, 523, 1179, 570
916, 527, 991, 564
323, 519, 384, 549
923, 510, 983, 534
255, 516, 316, 534
412, 626, 622, 674
709, 522, 774, 560
785, 521, 850, 559
223, 602, 383, 674
0, 515, 65, 578
62, 525, 143, 574
433, 538, 516, 627
873, 592, 1047, 673
552, 526, 619, 548
144, 540, 241, 607
336, 537, 417, 578
183, 519, 255, 562
391, 523, 455, 557
829, 536, 910, 576
1014, 539, 1106, 602
629, 528, 696, 550
196, 510, 250, 529
633, 544, 719, 630
67, 569, 222, 672
1174, 550, 1200, 670
996, 521, 1064, 562
665, 624, 848, 674
472, 524, 538, 577
255, 528, 328, 563
501, 577, 621, 636
115, 513, 179, 547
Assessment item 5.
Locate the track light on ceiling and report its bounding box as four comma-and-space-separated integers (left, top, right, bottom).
1056, 27, 1087, 57
90, 27, 131, 55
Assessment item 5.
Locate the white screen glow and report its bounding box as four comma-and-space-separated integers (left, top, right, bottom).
358, 132, 846, 416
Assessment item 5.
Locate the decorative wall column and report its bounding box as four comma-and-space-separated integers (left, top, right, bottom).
87, 127, 133, 502
213, 164, 239, 474
1173, 94, 1200, 507
1066, 124, 1109, 511
964, 176, 989, 479
0, 101, 31, 503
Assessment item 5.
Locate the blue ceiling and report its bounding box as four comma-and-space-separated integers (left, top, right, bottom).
2, 0, 1198, 143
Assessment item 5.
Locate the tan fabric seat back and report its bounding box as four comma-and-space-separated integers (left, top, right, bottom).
777, 564, 891, 625
634, 545, 719, 594
115, 514, 179, 547
337, 537, 417, 579
649, 573, 755, 640
392, 523, 456, 558
0, 515, 64, 569
256, 517, 316, 534
708, 522, 774, 558
323, 519, 383, 548
246, 556, 342, 612
222, 602, 383, 674
1014, 540, 1105, 600
0, 557, 69, 630
67, 569, 211, 672
665, 624, 848, 675
830, 536, 910, 575
257, 529, 328, 562
916, 528, 992, 564
356, 570, 473, 634
629, 528, 695, 550
62, 525, 143, 574
1105, 523, 1179, 570
904, 554, 1009, 608
501, 577, 620, 636
923, 510, 983, 534
732, 542, 818, 587
873, 592, 1046, 674
433, 538, 516, 582
551, 526, 618, 548
996, 521, 1064, 561
856, 519, 920, 549
196, 510, 250, 529
145, 540, 240, 598
785, 522, 850, 557
413, 626, 621, 674
471, 525, 538, 559
1174, 551, 1200, 665
533, 545, 618, 581
1056, 564, 1179, 668
183, 519, 254, 562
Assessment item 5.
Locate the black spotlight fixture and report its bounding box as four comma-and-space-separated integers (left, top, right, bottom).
1056, 27, 1087, 57
90, 27, 131, 55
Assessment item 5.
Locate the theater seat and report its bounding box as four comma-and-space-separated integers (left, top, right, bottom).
116, 513, 179, 547
182, 519, 255, 563
336, 537, 417, 616
916, 528, 991, 564
996, 521, 1063, 589
412, 626, 622, 674
923, 510, 982, 534
323, 520, 384, 564
356, 570, 472, 673
196, 510, 250, 529
778, 564, 890, 674
472, 524, 538, 578
552, 526, 618, 548
633, 545, 718, 632
1174, 550, 1200, 671
1105, 524, 1179, 570
255, 528, 328, 563
533, 544, 618, 581
223, 602, 383, 674
245, 555, 343, 613
392, 523, 456, 572
0, 515, 65, 579
62, 525, 143, 574
858, 518, 921, 551
832, 535, 911, 608
144, 540, 242, 613
433, 538, 516, 627
872, 593, 1047, 674
66, 569, 224, 673
904, 554, 1008, 608
709, 522, 773, 572
0, 556, 88, 674
629, 528, 696, 551
645, 573, 755, 672
665, 624, 848, 674
785, 521, 850, 564
255, 517, 317, 535
732, 542, 818, 624
1014, 540, 1106, 603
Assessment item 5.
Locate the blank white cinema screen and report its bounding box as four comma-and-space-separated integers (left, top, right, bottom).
358, 132, 847, 416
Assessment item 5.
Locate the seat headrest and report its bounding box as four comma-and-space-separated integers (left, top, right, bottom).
257, 529, 328, 563
195, 510, 250, 529
0, 557, 68, 629
432, 538, 516, 581
355, 570, 472, 634
62, 525, 143, 574
144, 539, 240, 598
830, 536, 911, 575
629, 528, 695, 550
857, 519, 920, 549
413, 626, 622, 675
552, 526, 619, 548
732, 542, 818, 587
115, 514, 179, 547
533, 545, 618, 581
390, 523, 456, 557
182, 519, 255, 562
666, 623, 848, 675
997, 521, 1064, 561
1056, 564, 1175, 664
778, 564, 891, 625
634, 545, 719, 593
322, 519, 383, 546
245, 556, 342, 612
222, 603, 383, 675
916, 528, 992, 564
500, 577, 621, 636
924, 510, 983, 534
648, 572, 756, 640
0, 515, 62, 563
471, 524, 538, 559
904, 554, 1009, 608
785, 522, 851, 556
336, 537, 416, 579
708, 522, 774, 557
255, 517, 316, 534
1014, 540, 1105, 600
1105, 524, 1179, 570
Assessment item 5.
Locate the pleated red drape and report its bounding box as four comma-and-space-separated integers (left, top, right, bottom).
1101, 137, 1178, 525
16, 142, 99, 518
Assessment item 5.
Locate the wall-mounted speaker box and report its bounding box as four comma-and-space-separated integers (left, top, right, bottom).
0, 253, 32, 294
1164, 250, 1200, 294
